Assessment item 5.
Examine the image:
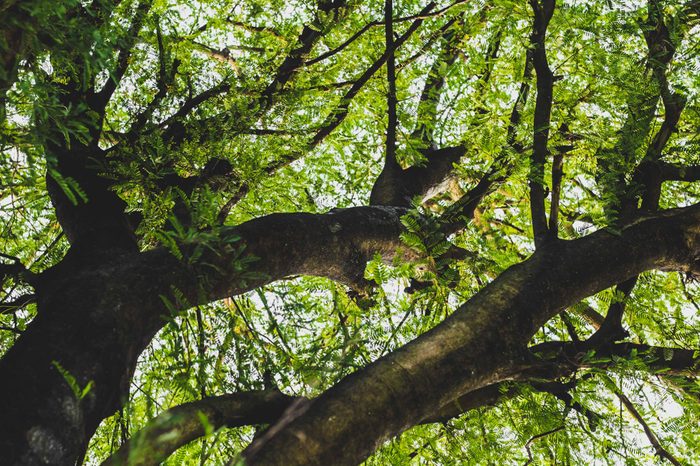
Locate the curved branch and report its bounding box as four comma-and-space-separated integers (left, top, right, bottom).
101, 391, 299, 466
305, 0, 471, 67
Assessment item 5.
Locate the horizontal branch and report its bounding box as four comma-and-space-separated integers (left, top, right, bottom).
659, 162, 700, 182
532, 340, 700, 378
434, 339, 700, 423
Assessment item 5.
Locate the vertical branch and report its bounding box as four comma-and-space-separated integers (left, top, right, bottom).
409, 16, 461, 147
634, 0, 686, 212
95, 0, 153, 110
473, 26, 503, 115
548, 122, 574, 237
385, 0, 398, 171
528, 0, 555, 247
548, 152, 563, 235
586, 276, 637, 346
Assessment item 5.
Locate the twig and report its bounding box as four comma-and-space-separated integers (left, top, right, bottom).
305, 0, 471, 66
0, 293, 36, 314
523, 425, 564, 465
605, 376, 682, 466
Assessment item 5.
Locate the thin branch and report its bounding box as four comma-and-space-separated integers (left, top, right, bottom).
217, 182, 250, 224
530, 340, 700, 378
95, 0, 153, 109
305, 0, 470, 66
632, 0, 687, 211
128, 20, 181, 135
436, 45, 535, 232
385, 0, 397, 170
224, 19, 284, 39
523, 425, 564, 465
257, 0, 349, 110
260, 2, 438, 179
156, 0, 348, 149
308, 2, 437, 150
548, 122, 574, 236
156, 80, 232, 133
190, 41, 240, 72
0, 293, 37, 314
410, 17, 464, 146
573, 303, 604, 329
604, 376, 682, 466
398, 21, 454, 74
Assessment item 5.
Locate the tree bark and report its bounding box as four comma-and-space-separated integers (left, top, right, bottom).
241, 204, 700, 466
1, 202, 699, 464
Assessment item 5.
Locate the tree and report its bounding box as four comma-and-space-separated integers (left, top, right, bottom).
1, 0, 700, 464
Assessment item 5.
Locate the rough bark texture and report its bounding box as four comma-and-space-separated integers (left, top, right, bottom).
2, 202, 699, 465
3, 3, 700, 465
241, 205, 700, 466
0, 206, 409, 465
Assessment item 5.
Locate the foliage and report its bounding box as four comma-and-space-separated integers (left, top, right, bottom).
2, 0, 700, 464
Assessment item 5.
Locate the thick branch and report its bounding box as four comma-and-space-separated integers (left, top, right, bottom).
237, 203, 700, 466
436, 340, 700, 423
528, 0, 555, 247
4, 202, 700, 464
658, 162, 700, 182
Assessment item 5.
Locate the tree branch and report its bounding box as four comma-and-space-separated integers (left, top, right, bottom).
257, 0, 348, 110
524, 425, 565, 465
309, 2, 437, 151
586, 276, 636, 346
128, 19, 181, 136
234, 203, 700, 466
603, 375, 682, 466
385, 0, 397, 179
260, 2, 439, 182
528, 0, 556, 247
101, 390, 299, 466
95, 0, 153, 110
659, 162, 700, 182
0, 293, 37, 315
304, 0, 470, 66
0, 253, 38, 286
409, 16, 464, 147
